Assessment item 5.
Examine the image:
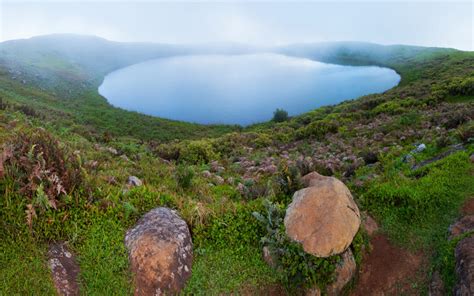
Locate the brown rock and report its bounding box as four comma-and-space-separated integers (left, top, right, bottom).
454, 236, 474, 296
470, 153, 474, 163
125, 207, 193, 295
47, 243, 80, 296
300, 171, 326, 187
449, 215, 474, 240
327, 249, 356, 296
362, 213, 379, 237
284, 177, 361, 258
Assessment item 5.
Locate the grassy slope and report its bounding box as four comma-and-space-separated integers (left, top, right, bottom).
0, 37, 473, 295
0, 35, 239, 142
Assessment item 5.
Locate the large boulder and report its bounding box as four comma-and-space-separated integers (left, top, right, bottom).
125, 207, 193, 295
454, 236, 474, 296
284, 176, 360, 257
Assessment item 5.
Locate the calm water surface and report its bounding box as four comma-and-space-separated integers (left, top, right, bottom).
99, 54, 400, 125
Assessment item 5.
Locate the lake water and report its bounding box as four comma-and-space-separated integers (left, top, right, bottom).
98, 53, 400, 125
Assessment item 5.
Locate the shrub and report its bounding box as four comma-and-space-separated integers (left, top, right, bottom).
179, 140, 217, 164
274, 162, 302, 203
371, 101, 405, 115
295, 120, 338, 140
456, 121, 474, 143
254, 133, 273, 148
446, 77, 474, 96
398, 112, 421, 126
273, 108, 289, 122
2, 128, 82, 226
253, 200, 338, 290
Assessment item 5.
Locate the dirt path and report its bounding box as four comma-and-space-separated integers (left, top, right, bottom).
351, 235, 426, 296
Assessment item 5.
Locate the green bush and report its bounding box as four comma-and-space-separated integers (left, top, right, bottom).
371, 100, 405, 115
295, 120, 338, 140
253, 200, 338, 290
179, 140, 217, 164
274, 162, 302, 202
273, 108, 289, 122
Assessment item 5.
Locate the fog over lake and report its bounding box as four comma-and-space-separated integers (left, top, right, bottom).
99, 53, 400, 125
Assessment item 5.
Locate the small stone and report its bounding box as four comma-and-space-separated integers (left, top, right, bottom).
106, 146, 118, 155
47, 243, 80, 296
236, 182, 246, 194
362, 213, 379, 237
449, 215, 474, 240
213, 175, 224, 185
127, 176, 142, 187
412, 143, 426, 153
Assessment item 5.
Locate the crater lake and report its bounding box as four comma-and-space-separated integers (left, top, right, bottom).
98, 53, 400, 125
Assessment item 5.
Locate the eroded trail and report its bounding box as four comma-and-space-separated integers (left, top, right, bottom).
351, 235, 426, 296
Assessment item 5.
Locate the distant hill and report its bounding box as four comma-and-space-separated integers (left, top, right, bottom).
0, 34, 457, 91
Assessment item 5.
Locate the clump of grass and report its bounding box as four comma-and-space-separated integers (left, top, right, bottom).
360, 151, 473, 249
175, 164, 195, 190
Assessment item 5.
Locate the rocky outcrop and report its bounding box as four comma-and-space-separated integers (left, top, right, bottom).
125, 207, 192, 295
454, 236, 474, 296
47, 243, 80, 296
284, 175, 360, 258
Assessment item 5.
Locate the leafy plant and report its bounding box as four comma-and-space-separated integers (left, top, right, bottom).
253, 200, 338, 291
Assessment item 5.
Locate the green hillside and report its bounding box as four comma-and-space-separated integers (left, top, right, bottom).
0, 35, 473, 295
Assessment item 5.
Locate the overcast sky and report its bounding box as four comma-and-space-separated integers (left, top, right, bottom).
1, 1, 472, 50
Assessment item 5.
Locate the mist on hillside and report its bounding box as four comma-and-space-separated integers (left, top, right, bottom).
1, 1, 472, 51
